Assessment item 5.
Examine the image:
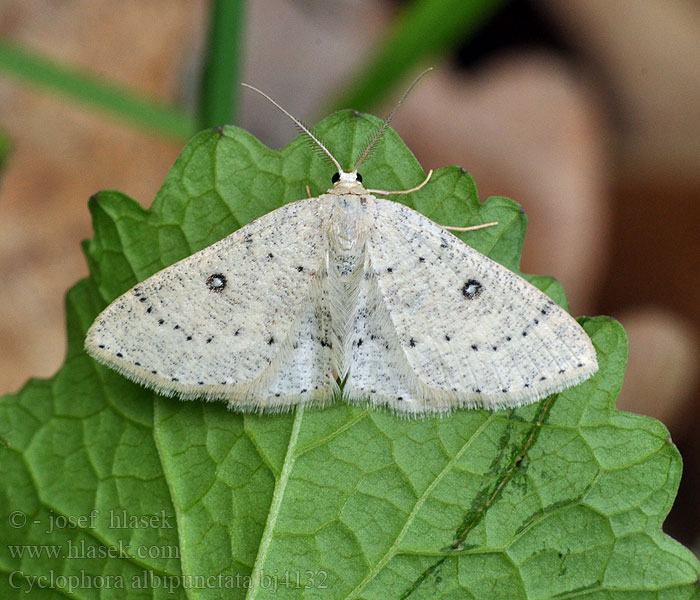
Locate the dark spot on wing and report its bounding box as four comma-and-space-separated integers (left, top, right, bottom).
268, 336, 275, 345
462, 279, 483, 299
207, 273, 227, 292
409, 338, 416, 347
158, 319, 165, 325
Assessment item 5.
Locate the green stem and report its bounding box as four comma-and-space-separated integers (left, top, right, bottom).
328, 0, 508, 112
0, 39, 196, 139
0, 129, 11, 172
198, 0, 245, 129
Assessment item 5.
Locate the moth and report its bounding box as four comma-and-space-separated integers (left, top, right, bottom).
85, 76, 597, 415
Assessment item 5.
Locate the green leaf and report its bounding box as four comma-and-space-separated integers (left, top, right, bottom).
1, 111, 697, 599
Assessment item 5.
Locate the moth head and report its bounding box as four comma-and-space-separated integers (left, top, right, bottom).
332, 171, 363, 184
329, 170, 365, 195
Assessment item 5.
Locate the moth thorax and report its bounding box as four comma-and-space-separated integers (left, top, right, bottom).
327, 195, 369, 252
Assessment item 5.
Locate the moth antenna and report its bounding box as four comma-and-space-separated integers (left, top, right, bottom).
242, 83, 343, 173
296, 127, 338, 167
353, 67, 434, 171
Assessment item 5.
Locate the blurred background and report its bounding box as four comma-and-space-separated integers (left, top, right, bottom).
0, 0, 698, 546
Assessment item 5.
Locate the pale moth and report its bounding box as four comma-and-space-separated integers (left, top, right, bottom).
85, 77, 598, 415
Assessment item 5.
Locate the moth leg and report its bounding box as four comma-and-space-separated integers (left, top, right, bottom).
366, 169, 433, 196
442, 221, 499, 233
